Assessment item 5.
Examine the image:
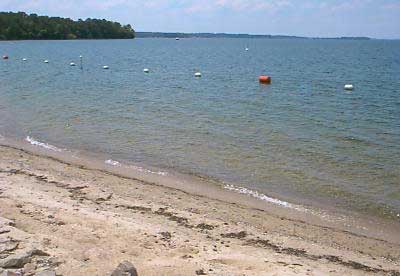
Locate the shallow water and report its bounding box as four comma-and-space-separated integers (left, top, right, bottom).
1, 38, 400, 218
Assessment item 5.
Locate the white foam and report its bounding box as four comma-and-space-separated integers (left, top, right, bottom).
130, 165, 168, 176
105, 159, 121, 166
104, 159, 167, 176
224, 184, 305, 212
26, 136, 62, 152
224, 185, 347, 222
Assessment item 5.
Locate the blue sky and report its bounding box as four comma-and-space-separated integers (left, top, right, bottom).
1, 0, 399, 38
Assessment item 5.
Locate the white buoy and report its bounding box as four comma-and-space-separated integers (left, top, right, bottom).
344, 84, 354, 90
143, 68, 149, 73
176, 37, 180, 40
195, 72, 202, 77
22, 58, 27, 61
245, 47, 249, 51
103, 65, 109, 70
70, 62, 76, 66
44, 60, 49, 63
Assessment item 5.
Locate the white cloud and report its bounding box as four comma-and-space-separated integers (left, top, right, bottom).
184, 0, 293, 13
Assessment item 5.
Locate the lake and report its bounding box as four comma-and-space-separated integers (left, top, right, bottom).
1, 38, 400, 219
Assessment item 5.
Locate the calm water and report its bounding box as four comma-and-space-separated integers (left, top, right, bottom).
1, 38, 400, 218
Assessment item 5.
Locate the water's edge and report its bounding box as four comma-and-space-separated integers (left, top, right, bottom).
1, 133, 399, 243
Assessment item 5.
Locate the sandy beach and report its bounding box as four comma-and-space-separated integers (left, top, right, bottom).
0, 144, 399, 275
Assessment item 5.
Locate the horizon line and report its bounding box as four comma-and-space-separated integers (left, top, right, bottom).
135, 31, 400, 40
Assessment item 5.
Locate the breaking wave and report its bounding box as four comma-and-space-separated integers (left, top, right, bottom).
224, 184, 306, 212
26, 136, 63, 152
105, 159, 168, 176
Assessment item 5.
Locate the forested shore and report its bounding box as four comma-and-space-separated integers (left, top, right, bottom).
0, 12, 135, 40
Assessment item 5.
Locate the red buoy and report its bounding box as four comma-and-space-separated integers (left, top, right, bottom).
2, 55, 9, 60
259, 75, 271, 84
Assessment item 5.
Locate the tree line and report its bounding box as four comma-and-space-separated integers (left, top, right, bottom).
0, 12, 135, 40
136, 32, 370, 40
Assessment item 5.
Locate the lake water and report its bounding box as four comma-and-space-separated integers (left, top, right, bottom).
1, 38, 400, 219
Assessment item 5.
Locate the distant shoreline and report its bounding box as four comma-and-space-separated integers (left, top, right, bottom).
0, 12, 135, 40
0, 38, 134, 42
0, 37, 376, 42
135, 32, 371, 40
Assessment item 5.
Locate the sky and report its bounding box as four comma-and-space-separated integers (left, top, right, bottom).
1, 0, 400, 39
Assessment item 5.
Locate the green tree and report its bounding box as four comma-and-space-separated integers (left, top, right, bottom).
0, 12, 135, 40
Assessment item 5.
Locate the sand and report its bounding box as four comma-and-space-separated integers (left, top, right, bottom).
0, 144, 399, 275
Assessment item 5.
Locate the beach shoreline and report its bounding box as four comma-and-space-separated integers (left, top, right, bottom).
2, 135, 400, 239
0, 142, 399, 275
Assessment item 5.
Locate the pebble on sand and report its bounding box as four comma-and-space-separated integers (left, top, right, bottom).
109, 260, 138, 276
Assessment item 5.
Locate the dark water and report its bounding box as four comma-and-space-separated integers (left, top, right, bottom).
1, 38, 400, 218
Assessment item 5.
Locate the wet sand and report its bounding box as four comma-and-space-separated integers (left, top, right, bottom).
0, 144, 399, 275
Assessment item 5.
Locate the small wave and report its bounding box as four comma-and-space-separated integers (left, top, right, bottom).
105, 159, 121, 166
224, 184, 305, 212
224, 185, 344, 222
104, 159, 167, 176
131, 165, 168, 176
225, 184, 357, 223
26, 136, 62, 152
130, 165, 168, 176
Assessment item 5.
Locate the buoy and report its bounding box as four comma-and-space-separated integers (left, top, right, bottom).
259, 75, 271, 84
70, 62, 76, 66
195, 72, 202, 77
103, 65, 109, 69
143, 68, 149, 73
245, 47, 249, 51
22, 58, 27, 61
176, 37, 180, 40
344, 84, 354, 90
44, 60, 49, 63
3, 55, 9, 60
